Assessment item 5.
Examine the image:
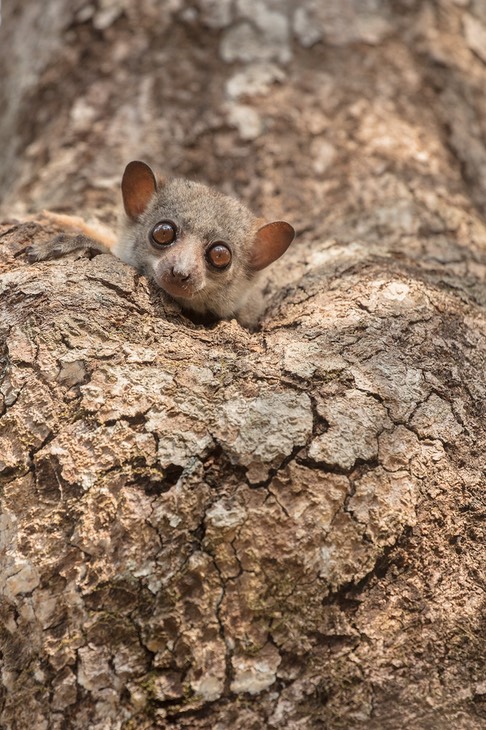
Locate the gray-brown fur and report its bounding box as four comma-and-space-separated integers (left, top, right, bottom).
27, 161, 295, 327
116, 178, 261, 323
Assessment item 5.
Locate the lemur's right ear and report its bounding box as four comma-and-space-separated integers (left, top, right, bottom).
121, 161, 157, 220
249, 221, 295, 271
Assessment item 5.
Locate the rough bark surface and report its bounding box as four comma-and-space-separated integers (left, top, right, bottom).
1, 2, 485, 729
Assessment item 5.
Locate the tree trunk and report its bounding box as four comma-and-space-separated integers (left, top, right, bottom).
1, 2, 485, 728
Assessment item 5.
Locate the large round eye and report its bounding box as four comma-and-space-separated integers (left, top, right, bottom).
206, 242, 232, 270
150, 220, 177, 247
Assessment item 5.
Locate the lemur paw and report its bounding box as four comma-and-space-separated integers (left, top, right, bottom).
26, 233, 102, 262
26, 234, 72, 262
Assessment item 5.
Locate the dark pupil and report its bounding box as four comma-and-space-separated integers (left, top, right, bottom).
151, 221, 176, 246
208, 243, 231, 269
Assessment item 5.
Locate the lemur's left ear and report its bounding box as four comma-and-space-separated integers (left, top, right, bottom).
121, 161, 157, 220
249, 221, 295, 271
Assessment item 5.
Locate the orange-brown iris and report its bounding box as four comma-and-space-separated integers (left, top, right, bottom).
206, 242, 231, 270
151, 221, 177, 247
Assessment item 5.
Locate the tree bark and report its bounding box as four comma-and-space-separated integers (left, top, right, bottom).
1, 2, 485, 729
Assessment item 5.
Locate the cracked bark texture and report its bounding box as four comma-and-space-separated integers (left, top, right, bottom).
1, 1, 486, 729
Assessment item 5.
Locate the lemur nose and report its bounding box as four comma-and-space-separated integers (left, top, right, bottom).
171, 267, 190, 282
